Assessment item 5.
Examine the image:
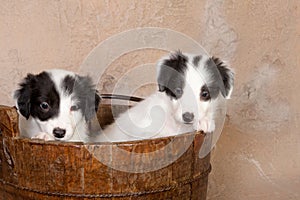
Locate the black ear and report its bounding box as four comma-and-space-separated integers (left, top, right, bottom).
75, 75, 101, 122
84, 93, 101, 121
84, 91, 101, 122
14, 73, 36, 119
156, 51, 187, 98
212, 57, 234, 99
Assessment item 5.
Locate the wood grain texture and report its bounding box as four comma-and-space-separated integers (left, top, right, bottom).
0, 104, 210, 199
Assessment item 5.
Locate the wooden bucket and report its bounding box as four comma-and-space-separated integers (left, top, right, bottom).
0, 104, 211, 200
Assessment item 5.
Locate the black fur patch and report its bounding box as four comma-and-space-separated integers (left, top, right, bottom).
157, 51, 188, 99
193, 55, 202, 67
206, 57, 234, 98
62, 75, 100, 121
14, 72, 60, 121
61, 75, 75, 95
212, 57, 234, 98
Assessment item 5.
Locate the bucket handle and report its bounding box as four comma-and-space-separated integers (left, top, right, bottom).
100, 94, 144, 102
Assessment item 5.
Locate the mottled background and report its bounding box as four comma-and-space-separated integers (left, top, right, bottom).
1, 0, 299, 199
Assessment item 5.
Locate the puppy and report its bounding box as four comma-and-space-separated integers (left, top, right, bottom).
14, 69, 101, 142
97, 51, 234, 142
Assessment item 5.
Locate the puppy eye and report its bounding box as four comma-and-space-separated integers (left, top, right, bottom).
70, 105, 79, 111
200, 88, 211, 101
40, 102, 50, 112
174, 87, 183, 96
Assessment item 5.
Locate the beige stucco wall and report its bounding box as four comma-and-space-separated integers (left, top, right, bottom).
0, 1, 299, 199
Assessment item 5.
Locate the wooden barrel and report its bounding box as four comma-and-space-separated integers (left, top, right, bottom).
0, 104, 211, 200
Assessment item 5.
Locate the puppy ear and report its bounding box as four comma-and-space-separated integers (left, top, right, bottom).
84, 91, 101, 122
156, 51, 187, 97
14, 73, 36, 119
212, 57, 234, 99
157, 59, 169, 93
75, 75, 101, 121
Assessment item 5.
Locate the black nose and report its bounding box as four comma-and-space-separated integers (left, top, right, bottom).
182, 112, 194, 123
53, 128, 66, 138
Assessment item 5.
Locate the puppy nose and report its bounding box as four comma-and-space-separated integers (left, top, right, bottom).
53, 128, 66, 138
182, 112, 194, 123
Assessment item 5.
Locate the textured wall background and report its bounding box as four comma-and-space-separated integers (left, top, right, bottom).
0, 0, 299, 199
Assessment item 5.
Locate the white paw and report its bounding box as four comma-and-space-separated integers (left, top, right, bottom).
197, 118, 215, 133
32, 132, 54, 141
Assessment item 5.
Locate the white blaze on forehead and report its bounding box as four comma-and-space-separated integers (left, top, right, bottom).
45, 69, 76, 92
45, 69, 80, 105
44, 69, 80, 138
191, 54, 211, 81
182, 53, 214, 87
184, 54, 212, 97
179, 61, 207, 118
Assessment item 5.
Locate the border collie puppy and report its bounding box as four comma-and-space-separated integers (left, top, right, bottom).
97, 51, 234, 142
14, 69, 100, 142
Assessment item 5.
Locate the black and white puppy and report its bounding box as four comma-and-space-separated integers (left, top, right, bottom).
14, 69, 100, 142
97, 51, 234, 142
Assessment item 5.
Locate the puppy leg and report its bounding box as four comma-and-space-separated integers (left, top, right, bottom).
198, 118, 215, 133
32, 132, 55, 141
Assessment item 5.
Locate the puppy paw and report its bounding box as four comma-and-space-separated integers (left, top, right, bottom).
197, 119, 215, 133
32, 132, 54, 141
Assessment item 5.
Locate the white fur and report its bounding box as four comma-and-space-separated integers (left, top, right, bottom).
97, 92, 194, 142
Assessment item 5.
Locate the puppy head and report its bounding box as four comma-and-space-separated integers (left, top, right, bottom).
14, 69, 100, 140
157, 51, 234, 131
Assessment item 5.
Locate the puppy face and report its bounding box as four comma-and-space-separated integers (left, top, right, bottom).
14, 69, 100, 141
157, 51, 234, 132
